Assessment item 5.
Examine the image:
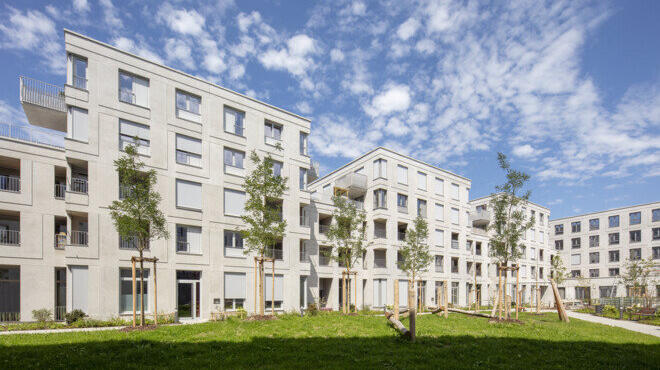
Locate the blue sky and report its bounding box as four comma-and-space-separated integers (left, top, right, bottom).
0, 0, 658, 218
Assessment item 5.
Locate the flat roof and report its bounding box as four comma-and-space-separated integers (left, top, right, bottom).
63, 29, 311, 123
309, 146, 471, 186
469, 193, 550, 211
549, 201, 660, 222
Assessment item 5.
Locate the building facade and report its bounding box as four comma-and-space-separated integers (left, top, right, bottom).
550, 203, 660, 301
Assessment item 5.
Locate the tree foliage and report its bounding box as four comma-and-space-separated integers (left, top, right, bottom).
324, 195, 369, 271
620, 257, 656, 298
550, 255, 568, 285
399, 216, 432, 280
108, 143, 169, 326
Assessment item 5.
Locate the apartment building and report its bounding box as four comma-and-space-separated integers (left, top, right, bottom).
1, 29, 312, 321
550, 202, 660, 301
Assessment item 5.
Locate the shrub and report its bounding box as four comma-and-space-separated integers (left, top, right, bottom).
306, 303, 319, 316
32, 308, 53, 323
349, 304, 356, 312
236, 308, 247, 320
64, 309, 87, 325
602, 305, 618, 317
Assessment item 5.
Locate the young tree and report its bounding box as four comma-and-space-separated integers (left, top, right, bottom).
240, 150, 288, 316
550, 255, 568, 285
109, 144, 169, 326
399, 215, 432, 342
325, 195, 369, 313
620, 257, 656, 305
488, 153, 534, 320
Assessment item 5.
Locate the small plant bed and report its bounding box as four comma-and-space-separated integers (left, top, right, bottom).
575, 306, 660, 326
1, 311, 176, 332
245, 315, 279, 322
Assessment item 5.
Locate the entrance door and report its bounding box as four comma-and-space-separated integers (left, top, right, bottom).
177, 271, 201, 319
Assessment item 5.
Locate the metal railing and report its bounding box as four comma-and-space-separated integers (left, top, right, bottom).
70, 230, 88, 246
319, 255, 331, 266
374, 229, 386, 239
70, 177, 88, 194
54, 306, 66, 321
176, 151, 201, 167
177, 241, 190, 252
54, 233, 66, 249
374, 257, 387, 269
73, 75, 87, 90
265, 248, 283, 260
435, 265, 443, 273
54, 183, 66, 199
0, 312, 20, 322
20, 76, 66, 112
451, 240, 459, 249
0, 122, 65, 148
319, 224, 331, 235
0, 174, 20, 192
0, 229, 20, 245
397, 232, 406, 241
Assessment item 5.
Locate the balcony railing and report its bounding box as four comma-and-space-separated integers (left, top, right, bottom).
0, 312, 20, 322
73, 75, 87, 90
0, 229, 20, 246
20, 76, 66, 112
54, 183, 66, 199
265, 248, 283, 260
54, 305, 66, 321
319, 254, 330, 266
0, 175, 20, 192
336, 172, 367, 196
119, 89, 136, 105
177, 241, 190, 252
397, 232, 406, 241
319, 224, 331, 235
70, 230, 88, 246
0, 122, 64, 148
470, 209, 491, 226
54, 233, 66, 249
398, 205, 407, 213
374, 229, 386, 239
374, 257, 387, 269
435, 265, 443, 273
70, 177, 88, 194
451, 240, 459, 249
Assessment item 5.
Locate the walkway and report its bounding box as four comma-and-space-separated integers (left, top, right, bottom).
567, 311, 660, 338
0, 326, 124, 336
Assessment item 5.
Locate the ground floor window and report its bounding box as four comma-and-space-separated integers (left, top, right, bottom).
224, 272, 246, 311
264, 274, 284, 309
0, 266, 20, 321
119, 268, 149, 313
599, 286, 616, 298
575, 287, 590, 301
373, 279, 387, 307
451, 282, 459, 304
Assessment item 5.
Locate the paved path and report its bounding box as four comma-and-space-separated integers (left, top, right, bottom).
567, 311, 660, 338
0, 325, 125, 336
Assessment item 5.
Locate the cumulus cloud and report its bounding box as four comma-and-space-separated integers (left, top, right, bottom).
99, 0, 123, 30
73, 0, 90, 12
295, 101, 312, 115
512, 144, 542, 158
259, 34, 318, 76
330, 48, 345, 62
397, 18, 419, 40
157, 5, 206, 36
364, 84, 411, 117
164, 38, 194, 70
112, 37, 163, 64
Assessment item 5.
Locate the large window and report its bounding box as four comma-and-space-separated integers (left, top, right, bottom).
653, 209, 660, 222
272, 161, 283, 178
653, 246, 660, 260
264, 121, 282, 145
119, 71, 148, 107
397, 193, 408, 212
450, 183, 460, 200
417, 199, 427, 218
654, 227, 660, 241
373, 279, 387, 307
555, 224, 564, 235
119, 120, 150, 155
175, 134, 202, 167
224, 189, 246, 217
589, 235, 599, 248
609, 232, 619, 245
373, 159, 387, 179
0, 266, 20, 321
555, 240, 563, 250
589, 218, 599, 230
397, 165, 408, 184
373, 189, 387, 209
571, 237, 581, 249
299, 168, 308, 190
609, 268, 619, 277
629, 212, 641, 225
70, 54, 87, 89
224, 107, 245, 136
589, 252, 599, 264
630, 248, 641, 260
417, 171, 427, 190
68, 106, 88, 142
435, 178, 444, 195
435, 255, 444, 273
435, 229, 444, 247
264, 274, 284, 309
176, 179, 202, 210
571, 221, 581, 233
224, 231, 244, 257
609, 215, 619, 228
119, 268, 149, 313
571, 254, 581, 265
224, 148, 245, 176
299, 132, 308, 155
609, 250, 619, 262
176, 225, 202, 254
175, 90, 201, 122
435, 203, 444, 221
224, 272, 246, 311
450, 208, 459, 225
630, 230, 641, 243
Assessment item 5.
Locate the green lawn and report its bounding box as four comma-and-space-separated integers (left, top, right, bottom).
1, 312, 658, 369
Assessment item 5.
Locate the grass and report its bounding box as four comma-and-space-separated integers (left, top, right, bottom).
1, 312, 658, 369
575, 307, 660, 326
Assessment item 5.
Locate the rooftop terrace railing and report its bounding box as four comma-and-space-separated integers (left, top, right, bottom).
0, 122, 64, 148
20, 76, 66, 112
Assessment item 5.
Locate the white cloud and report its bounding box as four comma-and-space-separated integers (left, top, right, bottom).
397, 18, 419, 40
99, 0, 123, 30
259, 34, 318, 76
415, 39, 435, 54
164, 38, 194, 70
73, 0, 90, 12
385, 117, 409, 136
350, 1, 366, 16
237, 11, 261, 33
295, 101, 312, 115
512, 144, 540, 158
365, 84, 411, 117
229, 63, 245, 80
0, 99, 27, 124
330, 48, 344, 62
157, 5, 206, 36
112, 37, 163, 64
200, 38, 227, 74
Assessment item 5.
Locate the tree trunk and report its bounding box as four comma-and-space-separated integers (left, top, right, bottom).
503, 264, 509, 319
139, 249, 145, 326
385, 311, 411, 339
409, 274, 416, 342
258, 259, 264, 316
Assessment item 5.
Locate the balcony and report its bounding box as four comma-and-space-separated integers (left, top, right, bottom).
265, 247, 283, 260
0, 229, 20, 246
335, 172, 367, 197
0, 175, 20, 193
319, 224, 331, 235
0, 122, 65, 148
470, 209, 490, 227
19, 77, 66, 132
70, 230, 88, 246
70, 177, 88, 194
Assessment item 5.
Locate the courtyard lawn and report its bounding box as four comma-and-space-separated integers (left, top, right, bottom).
1, 312, 658, 369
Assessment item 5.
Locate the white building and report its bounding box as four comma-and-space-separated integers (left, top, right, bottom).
550, 202, 660, 301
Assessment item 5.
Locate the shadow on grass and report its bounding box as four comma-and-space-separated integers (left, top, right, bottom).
1, 334, 658, 369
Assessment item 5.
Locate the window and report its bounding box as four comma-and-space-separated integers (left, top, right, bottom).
417, 199, 427, 218
119, 120, 150, 155
119, 71, 148, 107
435, 203, 444, 221
0, 266, 20, 321
450, 183, 459, 200
629, 211, 641, 225
435, 255, 444, 273
609, 215, 619, 228
653, 208, 660, 222
224, 230, 243, 257
300, 205, 310, 227
70, 54, 87, 89
600, 286, 616, 298
224, 148, 245, 175
68, 106, 88, 142
224, 189, 246, 216
555, 224, 564, 235
571, 221, 581, 233
571, 237, 581, 249
451, 257, 459, 273
451, 282, 459, 304
272, 161, 283, 178
176, 225, 202, 254
373, 279, 387, 307
451, 233, 459, 249
397, 165, 408, 184
652, 246, 660, 260
530, 229, 535, 242
417, 172, 427, 190
609, 232, 619, 245
630, 248, 641, 260
299, 168, 308, 190
434, 229, 444, 247
397, 194, 407, 212
175, 90, 201, 121
435, 178, 444, 195
540, 213, 545, 225
571, 270, 581, 278
571, 254, 581, 265
609, 268, 619, 277
264, 121, 282, 145
450, 208, 459, 225
299, 132, 309, 155
176, 179, 202, 210
609, 250, 619, 262
629, 230, 641, 243
224, 272, 246, 311
176, 135, 202, 167
373, 189, 387, 209
589, 218, 599, 230
653, 227, 660, 240
299, 240, 309, 262
224, 107, 245, 136
373, 159, 387, 179
119, 268, 148, 313
589, 235, 599, 248
589, 269, 599, 278
589, 252, 599, 264
531, 247, 536, 260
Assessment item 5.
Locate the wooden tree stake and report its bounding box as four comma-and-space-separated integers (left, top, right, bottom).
132, 259, 136, 328
515, 266, 519, 320
443, 281, 448, 318
153, 260, 158, 326
271, 259, 275, 315
394, 279, 399, 321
